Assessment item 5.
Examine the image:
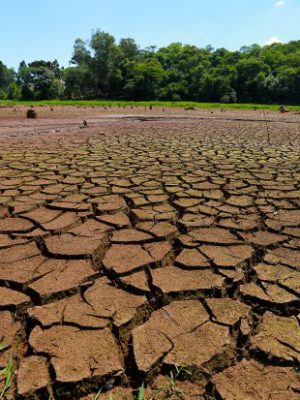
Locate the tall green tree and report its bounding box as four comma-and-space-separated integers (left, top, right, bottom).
0, 61, 19, 99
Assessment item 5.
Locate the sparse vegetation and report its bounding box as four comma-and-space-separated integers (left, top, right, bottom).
90, 367, 192, 400
150, 366, 192, 400
0, 352, 13, 400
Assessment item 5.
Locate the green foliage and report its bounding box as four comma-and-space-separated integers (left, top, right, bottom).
0, 36, 300, 104
1, 35, 300, 104
64, 35, 300, 104
0, 62, 16, 100
14, 60, 63, 100
0, 353, 13, 400
25, 60, 62, 100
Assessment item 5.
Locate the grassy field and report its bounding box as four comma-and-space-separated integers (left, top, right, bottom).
1, 99, 300, 112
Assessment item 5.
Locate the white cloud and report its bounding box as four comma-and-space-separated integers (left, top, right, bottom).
274, 0, 286, 7
264, 36, 283, 46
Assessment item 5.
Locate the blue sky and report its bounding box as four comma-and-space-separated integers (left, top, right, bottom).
1, 0, 300, 69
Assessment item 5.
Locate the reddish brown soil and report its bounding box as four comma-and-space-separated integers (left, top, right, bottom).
0, 105, 300, 399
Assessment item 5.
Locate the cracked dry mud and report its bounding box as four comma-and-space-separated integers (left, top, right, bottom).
0, 106, 300, 399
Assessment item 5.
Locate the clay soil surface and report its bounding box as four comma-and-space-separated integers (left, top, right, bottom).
0, 105, 300, 399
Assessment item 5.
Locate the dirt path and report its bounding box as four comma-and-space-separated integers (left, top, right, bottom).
0, 107, 300, 399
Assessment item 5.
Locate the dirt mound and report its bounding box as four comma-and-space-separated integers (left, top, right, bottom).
26, 109, 37, 118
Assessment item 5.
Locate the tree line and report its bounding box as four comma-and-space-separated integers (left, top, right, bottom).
1, 30, 300, 104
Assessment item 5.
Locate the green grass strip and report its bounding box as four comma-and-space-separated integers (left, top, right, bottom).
0, 99, 300, 112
